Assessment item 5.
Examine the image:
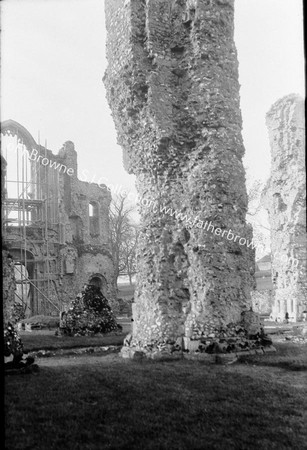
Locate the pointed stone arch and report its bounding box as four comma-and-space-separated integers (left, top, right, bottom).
1, 119, 38, 151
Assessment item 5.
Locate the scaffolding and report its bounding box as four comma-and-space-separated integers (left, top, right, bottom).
1, 120, 62, 317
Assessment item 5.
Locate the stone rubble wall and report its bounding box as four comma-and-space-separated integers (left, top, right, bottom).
2, 137, 117, 317
2, 250, 16, 326
104, 0, 255, 349
250, 290, 274, 316
263, 94, 306, 321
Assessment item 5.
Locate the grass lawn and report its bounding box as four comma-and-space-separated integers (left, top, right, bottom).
20, 332, 126, 352
20, 319, 132, 352
5, 341, 307, 450
118, 283, 135, 299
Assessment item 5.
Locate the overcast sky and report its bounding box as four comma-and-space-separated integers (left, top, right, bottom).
1, 0, 305, 198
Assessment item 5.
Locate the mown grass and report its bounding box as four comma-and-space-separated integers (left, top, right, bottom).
20, 319, 131, 352
21, 333, 125, 352
5, 342, 307, 450
242, 341, 307, 371
118, 283, 135, 299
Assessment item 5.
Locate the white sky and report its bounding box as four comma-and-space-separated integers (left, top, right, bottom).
1, 0, 305, 198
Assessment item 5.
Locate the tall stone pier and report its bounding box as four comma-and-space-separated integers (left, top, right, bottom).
263, 95, 307, 321
104, 0, 255, 354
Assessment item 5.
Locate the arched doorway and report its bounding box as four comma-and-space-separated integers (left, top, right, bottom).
88, 274, 107, 297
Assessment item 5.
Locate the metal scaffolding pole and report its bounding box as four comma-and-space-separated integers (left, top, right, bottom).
37, 131, 41, 313
14, 266, 60, 312
2, 128, 62, 317
22, 140, 27, 305
45, 139, 50, 304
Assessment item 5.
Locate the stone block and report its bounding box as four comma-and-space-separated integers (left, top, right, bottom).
175, 336, 183, 347
263, 346, 276, 353
255, 348, 264, 355
150, 351, 164, 360
215, 354, 238, 365
198, 343, 207, 352
241, 310, 262, 336
121, 347, 133, 359
183, 338, 201, 352
249, 349, 257, 355
123, 333, 133, 346
293, 325, 307, 337
25, 323, 32, 332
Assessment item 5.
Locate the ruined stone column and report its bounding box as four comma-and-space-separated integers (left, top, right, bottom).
263, 94, 307, 321
104, 0, 255, 353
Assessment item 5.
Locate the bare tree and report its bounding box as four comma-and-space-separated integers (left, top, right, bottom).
119, 223, 139, 285
109, 194, 138, 288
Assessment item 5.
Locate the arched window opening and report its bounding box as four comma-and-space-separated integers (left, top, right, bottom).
2, 134, 34, 226
89, 203, 94, 217
1, 120, 60, 228
89, 201, 99, 236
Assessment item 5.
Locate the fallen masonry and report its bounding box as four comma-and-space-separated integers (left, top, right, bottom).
104, 0, 260, 358
29, 345, 120, 359
121, 309, 275, 361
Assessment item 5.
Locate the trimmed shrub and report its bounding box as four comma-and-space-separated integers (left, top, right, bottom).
61, 285, 118, 336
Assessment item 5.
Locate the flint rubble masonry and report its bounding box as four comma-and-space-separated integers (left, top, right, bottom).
262, 94, 307, 321
104, 0, 255, 349
143, 198, 257, 249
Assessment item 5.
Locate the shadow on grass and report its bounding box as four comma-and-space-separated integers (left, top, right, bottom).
5, 358, 307, 450
263, 359, 307, 371
241, 357, 307, 372
239, 341, 307, 372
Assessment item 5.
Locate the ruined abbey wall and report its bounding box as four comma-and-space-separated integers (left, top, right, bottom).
104, 0, 255, 351
263, 94, 307, 321
2, 124, 117, 317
